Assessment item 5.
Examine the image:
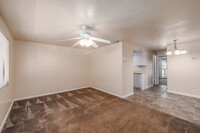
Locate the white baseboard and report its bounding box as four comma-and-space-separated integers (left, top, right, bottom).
14, 86, 133, 101
90, 86, 124, 98
122, 92, 134, 98
90, 86, 133, 98
0, 100, 14, 132
167, 90, 200, 99
146, 84, 153, 89
14, 86, 90, 101
141, 84, 153, 90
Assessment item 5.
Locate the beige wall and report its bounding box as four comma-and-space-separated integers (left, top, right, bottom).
167, 42, 200, 97
0, 16, 14, 128
89, 42, 123, 96
13, 40, 90, 99
122, 43, 134, 95
123, 43, 154, 90
89, 42, 154, 97
146, 50, 154, 87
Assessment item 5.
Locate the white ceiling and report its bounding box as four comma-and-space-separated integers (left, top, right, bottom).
0, 0, 200, 50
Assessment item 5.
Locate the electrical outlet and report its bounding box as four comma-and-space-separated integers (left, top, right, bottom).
93, 80, 95, 83
192, 56, 198, 60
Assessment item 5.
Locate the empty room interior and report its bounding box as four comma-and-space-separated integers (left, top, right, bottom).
0, 0, 200, 133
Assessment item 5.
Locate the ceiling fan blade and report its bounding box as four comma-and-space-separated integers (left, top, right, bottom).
91, 41, 99, 48
57, 37, 82, 42
90, 37, 111, 44
71, 41, 80, 48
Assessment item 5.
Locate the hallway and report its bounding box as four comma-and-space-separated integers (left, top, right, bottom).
127, 85, 200, 125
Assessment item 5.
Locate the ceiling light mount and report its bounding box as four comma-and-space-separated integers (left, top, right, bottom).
81, 25, 89, 31
166, 40, 187, 55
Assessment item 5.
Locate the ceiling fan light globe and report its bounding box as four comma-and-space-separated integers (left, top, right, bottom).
181, 49, 187, 54
174, 49, 181, 55
85, 40, 93, 47
79, 39, 88, 46
166, 51, 172, 55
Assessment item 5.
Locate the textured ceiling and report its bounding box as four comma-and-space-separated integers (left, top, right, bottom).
0, 0, 200, 50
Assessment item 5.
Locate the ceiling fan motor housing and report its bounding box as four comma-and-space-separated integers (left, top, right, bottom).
81, 25, 89, 31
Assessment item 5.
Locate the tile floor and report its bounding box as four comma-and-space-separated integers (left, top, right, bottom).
159, 78, 167, 85
2, 87, 200, 133
127, 85, 200, 125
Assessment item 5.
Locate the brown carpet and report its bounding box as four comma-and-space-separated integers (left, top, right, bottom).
2, 88, 200, 133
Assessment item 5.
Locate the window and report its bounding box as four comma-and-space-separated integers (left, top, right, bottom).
161, 59, 167, 78
0, 31, 9, 92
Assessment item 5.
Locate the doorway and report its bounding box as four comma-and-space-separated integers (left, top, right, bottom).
153, 54, 167, 86
159, 57, 167, 85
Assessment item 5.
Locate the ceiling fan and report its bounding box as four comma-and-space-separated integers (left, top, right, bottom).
57, 25, 111, 48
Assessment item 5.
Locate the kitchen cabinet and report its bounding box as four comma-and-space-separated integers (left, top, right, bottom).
134, 73, 146, 90
133, 51, 146, 66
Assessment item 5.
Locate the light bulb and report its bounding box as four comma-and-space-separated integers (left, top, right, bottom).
79, 39, 88, 46
85, 40, 93, 47
174, 49, 181, 55
166, 50, 172, 55
181, 49, 187, 54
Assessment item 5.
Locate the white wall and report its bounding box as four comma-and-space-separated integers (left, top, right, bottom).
13, 40, 90, 99
0, 16, 14, 129
89, 42, 123, 96
167, 42, 200, 97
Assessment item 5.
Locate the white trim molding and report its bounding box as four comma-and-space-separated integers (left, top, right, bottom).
15, 86, 133, 101
91, 86, 124, 98
0, 100, 14, 132
14, 86, 90, 101
141, 84, 153, 90
90, 86, 133, 98
0, 82, 9, 93
122, 92, 134, 98
146, 84, 153, 89
167, 90, 200, 99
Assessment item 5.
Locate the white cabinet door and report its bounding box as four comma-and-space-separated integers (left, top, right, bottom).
134, 74, 141, 89
134, 51, 146, 66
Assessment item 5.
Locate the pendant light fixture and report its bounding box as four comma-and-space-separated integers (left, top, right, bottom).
166, 40, 187, 55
